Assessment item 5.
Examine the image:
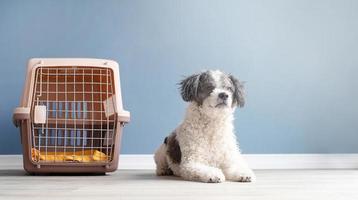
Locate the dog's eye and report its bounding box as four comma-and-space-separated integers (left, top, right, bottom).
203, 85, 215, 92
226, 86, 234, 92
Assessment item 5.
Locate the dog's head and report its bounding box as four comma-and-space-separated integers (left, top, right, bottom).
179, 70, 245, 112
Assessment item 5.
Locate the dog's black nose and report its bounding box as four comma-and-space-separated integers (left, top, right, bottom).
218, 92, 228, 100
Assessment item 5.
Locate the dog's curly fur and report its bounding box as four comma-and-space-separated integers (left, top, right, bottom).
154, 70, 255, 183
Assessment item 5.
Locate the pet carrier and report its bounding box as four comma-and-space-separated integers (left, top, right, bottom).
13, 58, 130, 174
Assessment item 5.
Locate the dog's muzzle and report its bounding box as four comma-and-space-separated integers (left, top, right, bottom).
215, 92, 229, 108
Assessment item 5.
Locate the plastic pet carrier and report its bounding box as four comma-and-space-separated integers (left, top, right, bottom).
13, 58, 130, 174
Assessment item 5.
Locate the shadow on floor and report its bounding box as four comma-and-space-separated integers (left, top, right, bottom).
0, 169, 109, 177
0, 169, 27, 176
119, 170, 186, 182
134, 173, 180, 180
0, 168, 189, 184
0, 169, 184, 181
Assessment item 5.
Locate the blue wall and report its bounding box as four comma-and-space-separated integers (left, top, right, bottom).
1, 0, 357, 154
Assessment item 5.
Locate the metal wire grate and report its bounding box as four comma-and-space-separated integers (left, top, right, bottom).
30, 67, 117, 164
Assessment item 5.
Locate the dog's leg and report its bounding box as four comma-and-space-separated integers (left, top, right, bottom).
179, 162, 225, 183
222, 153, 256, 182
154, 144, 173, 176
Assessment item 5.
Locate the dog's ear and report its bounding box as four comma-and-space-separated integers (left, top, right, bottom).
179, 73, 201, 102
229, 75, 245, 107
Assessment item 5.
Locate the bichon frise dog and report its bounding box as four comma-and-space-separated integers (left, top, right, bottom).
154, 70, 255, 183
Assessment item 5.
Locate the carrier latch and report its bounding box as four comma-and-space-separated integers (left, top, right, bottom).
33, 105, 47, 124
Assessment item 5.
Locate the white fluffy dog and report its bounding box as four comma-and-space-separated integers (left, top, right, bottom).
154, 70, 255, 183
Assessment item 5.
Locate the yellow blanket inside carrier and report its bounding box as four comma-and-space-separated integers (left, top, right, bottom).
31, 148, 108, 162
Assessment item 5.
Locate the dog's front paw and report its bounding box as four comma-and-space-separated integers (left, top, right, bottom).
203, 168, 226, 183
236, 169, 256, 182
225, 167, 256, 182
237, 173, 255, 182
207, 175, 224, 183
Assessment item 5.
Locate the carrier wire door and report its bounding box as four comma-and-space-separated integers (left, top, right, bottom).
13, 58, 130, 174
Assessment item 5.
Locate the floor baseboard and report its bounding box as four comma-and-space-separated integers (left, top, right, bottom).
1, 154, 358, 169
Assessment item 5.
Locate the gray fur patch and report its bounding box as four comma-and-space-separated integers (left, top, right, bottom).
179, 71, 216, 105
165, 132, 181, 164
179, 74, 200, 102
196, 71, 215, 105
229, 75, 245, 107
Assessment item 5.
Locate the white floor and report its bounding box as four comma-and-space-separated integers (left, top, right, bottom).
1, 157, 358, 200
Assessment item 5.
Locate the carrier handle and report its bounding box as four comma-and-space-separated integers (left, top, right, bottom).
117, 110, 130, 124
13, 107, 31, 127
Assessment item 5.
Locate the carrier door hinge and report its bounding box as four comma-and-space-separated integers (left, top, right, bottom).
118, 110, 130, 126
13, 107, 31, 127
